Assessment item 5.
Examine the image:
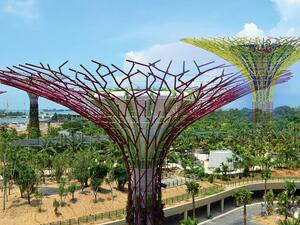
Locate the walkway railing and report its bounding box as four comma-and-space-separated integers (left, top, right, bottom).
162, 177, 193, 188
40, 176, 300, 225
221, 176, 300, 188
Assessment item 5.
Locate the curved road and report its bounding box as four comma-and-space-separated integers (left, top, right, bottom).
201, 203, 262, 225
164, 199, 264, 225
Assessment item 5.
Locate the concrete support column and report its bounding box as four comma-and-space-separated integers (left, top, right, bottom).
221, 198, 224, 213
207, 203, 211, 218
184, 211, 188, 219
235, 199, 239, 207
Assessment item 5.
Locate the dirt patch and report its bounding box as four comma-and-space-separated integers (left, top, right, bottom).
254, 214, 284, 225
272, 168, 300, 177
0, 179, 214, 225
0, 181, 127, 225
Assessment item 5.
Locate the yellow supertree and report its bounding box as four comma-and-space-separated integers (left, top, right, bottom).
181, 37, 300, 123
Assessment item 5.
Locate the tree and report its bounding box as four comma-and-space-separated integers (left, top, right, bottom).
90, 164, 108, 180
285, 181, 296, 206
91, 177, 103, 203
260, 155, 272, 207
52, 153, 66, 182
67, 184, 76, 202
111, 164, 128, 191
208, 174, 215, 183
266, 191, 275, 215
61, 120, 83, 134
0, 137, 9, 210
53, 199, 60, 215
34, 190, 43, 212
0, 128, 19, 210
104, 160, 115, 201
234, 188, 252, 225
72, 150, 93, 192
58, 178, 67, 206
277, 191, 290, 221
15, 164, 37, 204
277, 181, 297, 221
179, 154, 201, 179
185, 180, 200, 220
33, 151, 49, 183
89, 163, 108, 202
220, 162, 230, 181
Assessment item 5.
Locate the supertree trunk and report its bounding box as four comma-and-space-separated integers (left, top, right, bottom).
252, 87, 274, 124
127, 166, 164, 224
27, 92, 40, 137
0, 60, 251, 224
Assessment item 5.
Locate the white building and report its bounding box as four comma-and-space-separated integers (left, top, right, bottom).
208, 149, 234, 171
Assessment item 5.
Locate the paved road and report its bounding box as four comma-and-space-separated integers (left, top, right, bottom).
201, 204, 261, 225
165, 201, 263, 225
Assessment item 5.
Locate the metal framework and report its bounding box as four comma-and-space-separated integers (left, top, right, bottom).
0, 60, 250, 225
181, 37, 300, 123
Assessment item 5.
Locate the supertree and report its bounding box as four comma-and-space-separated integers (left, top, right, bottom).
27, 93, 40, 137
181, 37, 299, 123
0, 60, 250, 224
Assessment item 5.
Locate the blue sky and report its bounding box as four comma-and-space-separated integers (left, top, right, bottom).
0, 0, 299, 110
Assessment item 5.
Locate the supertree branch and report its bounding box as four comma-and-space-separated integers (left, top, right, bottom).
0, 60, 250, 225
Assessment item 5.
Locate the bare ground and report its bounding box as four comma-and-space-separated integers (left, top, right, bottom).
0, 179, 213, 225
254, 214, 284, 225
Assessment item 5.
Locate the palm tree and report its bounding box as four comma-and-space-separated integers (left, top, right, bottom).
234, 188, 252, 225
185, 180, 200, 220
266, 191, 275, 215
260, 155, 272, 207
285, 181, 296, 206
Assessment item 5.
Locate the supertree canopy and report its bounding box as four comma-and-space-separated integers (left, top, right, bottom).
0, 60, 250, 224
181, 37, 299, 122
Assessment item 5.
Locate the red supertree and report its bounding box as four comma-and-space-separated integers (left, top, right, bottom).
0, 60, 250, 225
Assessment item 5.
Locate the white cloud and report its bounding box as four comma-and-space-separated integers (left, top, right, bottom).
123, 42, 239, 91
271, 0, 300, 21
236, 1, 300, 37
269, 0, 300, 35
2, 0, 39, 20
236, 23, 265, 38
124, 42, 229, 68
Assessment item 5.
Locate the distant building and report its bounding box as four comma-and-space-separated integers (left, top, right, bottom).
208, 149, 234, 171
194, 149, 208, 166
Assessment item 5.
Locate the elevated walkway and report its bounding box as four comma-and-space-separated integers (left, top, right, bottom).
101, 179, 300, 225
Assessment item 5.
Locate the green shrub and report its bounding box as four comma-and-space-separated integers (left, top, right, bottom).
53, 199, 60, 214
180, 217, 198, 225
208, 174, 214, 183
